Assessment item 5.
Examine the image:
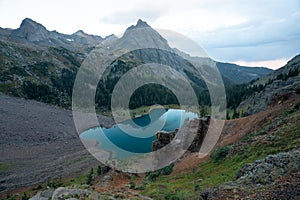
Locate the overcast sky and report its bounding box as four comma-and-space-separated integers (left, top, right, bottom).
1, 0, 299, 69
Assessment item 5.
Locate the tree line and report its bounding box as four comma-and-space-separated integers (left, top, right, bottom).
23, 58, 299, 112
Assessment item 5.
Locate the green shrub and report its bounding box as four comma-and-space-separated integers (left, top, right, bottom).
135, 184, 146, 190
146, 163, 174, 181
162, 163, 174, 175
6, 194, 17, 200
294, 102, 300, 110
147, 171, 161, 181
21, 193, 29, 200
210, 146, 230, 163
129, 181, 136, 189
97, 165, 101, 175
164, 191, 181, 200
85, 168, 94, 185
253, 130, 267, 136
33, 184, 43, 190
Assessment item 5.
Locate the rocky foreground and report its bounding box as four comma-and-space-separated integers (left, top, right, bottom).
200, 149, 300, 199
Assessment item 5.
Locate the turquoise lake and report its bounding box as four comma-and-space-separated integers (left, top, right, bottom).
80, 109, 198, 157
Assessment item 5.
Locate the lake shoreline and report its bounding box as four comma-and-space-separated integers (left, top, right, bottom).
80, 109, 199, 155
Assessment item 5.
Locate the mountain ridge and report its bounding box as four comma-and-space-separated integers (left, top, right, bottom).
0, 18, 273, 77
102, 19, 272, 84
0, 18, 273, 111
216, 62, 273, 84
1, 18, 103, 50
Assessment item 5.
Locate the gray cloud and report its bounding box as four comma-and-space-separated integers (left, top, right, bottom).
206, 37, 300, 62
100, 6, 166, 25
1, 0, 298, 65
190, 4, 300, 62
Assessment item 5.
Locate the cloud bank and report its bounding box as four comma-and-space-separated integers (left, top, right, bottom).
0, 0, 299, 69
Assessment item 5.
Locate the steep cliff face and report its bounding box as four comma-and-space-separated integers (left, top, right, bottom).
188, 117, 210, 152
152, 117, 210, 152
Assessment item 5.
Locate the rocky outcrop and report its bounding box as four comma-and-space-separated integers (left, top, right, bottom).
29, 187, 91, 200
29, 188, 54, 200
236, 149, 300, 186
200, 149, 300, 200
152, 130, 176, 151
188, 117, 210, 152
51, 187, 91, 200
152, 117, 210, 152
30, 185, 154, 200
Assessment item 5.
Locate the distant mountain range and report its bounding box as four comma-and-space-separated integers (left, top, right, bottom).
1, 18, 103, 50
0, 18, 273, 109
216, 62, 272, 84
0, 18, 272, 81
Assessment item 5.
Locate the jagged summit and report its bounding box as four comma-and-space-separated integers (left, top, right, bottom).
126, 19, 151, 31
73, 30, 87, 36
136, 19, 150, 28
20, 18, 45, 29
73, 29, 102, 42
104, 34, 117, 40
116, 19, 170, 50
11, 18, 49, 42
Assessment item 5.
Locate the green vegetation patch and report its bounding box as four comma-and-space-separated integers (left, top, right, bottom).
141, 109, 300, 199
210, 146, 231, 163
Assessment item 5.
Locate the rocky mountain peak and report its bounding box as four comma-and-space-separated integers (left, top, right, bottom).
73, 30, 87, 36
117, 19, 170, 50
126, 19, 151, 31
20, 18, 44, 28
73, 29, 102, 42
11, 18, 49, 42
136, 19, 150, 28
104, 34, 117, 40
19, 18, 49, 35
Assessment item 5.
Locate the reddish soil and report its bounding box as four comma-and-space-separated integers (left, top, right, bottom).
171, 94, 300, 174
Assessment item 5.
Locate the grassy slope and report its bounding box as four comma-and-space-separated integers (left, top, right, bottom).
140, 103, 300, 199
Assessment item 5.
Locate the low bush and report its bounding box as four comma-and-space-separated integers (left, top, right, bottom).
210, 146, 230, 163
